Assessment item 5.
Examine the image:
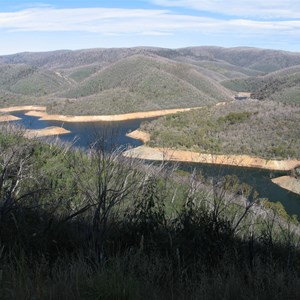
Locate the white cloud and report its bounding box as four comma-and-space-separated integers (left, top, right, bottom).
0, 7, 299, 38
151, 0, 300, 19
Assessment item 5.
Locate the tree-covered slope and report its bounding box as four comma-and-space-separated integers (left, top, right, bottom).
1, 46, 300, 114
0, 63, 73, 96
51, 55, 233, 115
141, 100, 300, 159
3, 46, 300, 73
177, 47, 300, 72
222, 66, 300, 105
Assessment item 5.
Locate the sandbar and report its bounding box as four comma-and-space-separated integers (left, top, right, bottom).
272, 176, 300, 195
123, 145, 300, 171
24, 127, 70, 138
126, 130, 150, 143
0, 115, 21, 122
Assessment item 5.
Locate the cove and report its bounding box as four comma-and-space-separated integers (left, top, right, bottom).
10, 111, 300, 218
11, 111, 149, 150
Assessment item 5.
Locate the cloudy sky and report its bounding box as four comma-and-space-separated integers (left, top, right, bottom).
0, 0, 299, 54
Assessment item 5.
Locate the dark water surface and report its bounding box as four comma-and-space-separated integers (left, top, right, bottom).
181, 162, 300, 218
12, 112, 147, 150
11, 112, 300, 218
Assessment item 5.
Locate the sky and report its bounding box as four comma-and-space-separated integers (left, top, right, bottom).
0, 0, 300, 55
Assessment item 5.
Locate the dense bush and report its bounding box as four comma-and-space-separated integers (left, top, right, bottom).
142, 100, 300, 159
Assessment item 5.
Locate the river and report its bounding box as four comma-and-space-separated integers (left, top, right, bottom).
10, 111, 300, 218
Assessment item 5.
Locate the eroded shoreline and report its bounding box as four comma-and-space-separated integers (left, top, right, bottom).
25, 107, 202, 122
0, 105, 46, 113
272, 176, 300, 195
24, 127, 71, 138
124, 145, 300, 171
126, 130, 151, 143
125, 129, 300, 195
0, 115, 21, 122
0, 106, 70, 137
1, 105, 299, 195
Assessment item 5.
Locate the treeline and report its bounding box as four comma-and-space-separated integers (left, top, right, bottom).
1, 125, 300, 299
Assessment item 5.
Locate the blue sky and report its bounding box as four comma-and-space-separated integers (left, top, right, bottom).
0, 0, 299, 54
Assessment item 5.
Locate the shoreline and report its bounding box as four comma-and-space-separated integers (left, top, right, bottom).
0, 115, 21, 122
272, 176, 300, 196
123, 145, 300, 171
25, 107, 202, 122
1, 101, 233, 123
24, 127, 71, 138
3, 105, 300, 172
1, 105, 299, 194
125, 130, 300, 194
0, 105, 46, 113
126, 130, 151, 143
124, 130, 300, 172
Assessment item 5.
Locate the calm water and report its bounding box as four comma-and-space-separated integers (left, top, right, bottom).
181, 162, 300, 218
10, 112, 300, 218
12, 112, 148, 150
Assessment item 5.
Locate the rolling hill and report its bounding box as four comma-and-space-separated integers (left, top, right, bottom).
141, 100, 300, 160
222, 66, 300, 105
0, 63, 73, 97
54, 55, 233, 115
175, 47, 300, 72
0, 46, 300, 114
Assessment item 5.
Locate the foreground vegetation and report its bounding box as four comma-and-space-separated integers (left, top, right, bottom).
1, 126, 300, 299
141, 100, 300, 160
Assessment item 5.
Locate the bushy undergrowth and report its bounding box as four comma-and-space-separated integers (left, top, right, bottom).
141, 100, 300, 159
1, 127, 300, 299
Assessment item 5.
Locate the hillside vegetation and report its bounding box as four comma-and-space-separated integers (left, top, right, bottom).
0, 63, 72, 97
222, 66, 300, 105
0, 46, 300, 115
55, 55, 232, 115
1, 126, 300, 299
175, 47, 300, 72
141, 100, 300, 160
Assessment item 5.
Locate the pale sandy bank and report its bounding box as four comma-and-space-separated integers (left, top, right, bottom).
237, 92, 252, 98
0, 106, 46, 113
126, 130, 151, 143
25, 107, 201, 122
123, 145, 300, 171
0, 115, 21, 122
272, 176, 300, 195
24, 111, 46, 117
24, 127, 70, 138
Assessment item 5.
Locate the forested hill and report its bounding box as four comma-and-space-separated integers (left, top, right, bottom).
1, 46, 300, 115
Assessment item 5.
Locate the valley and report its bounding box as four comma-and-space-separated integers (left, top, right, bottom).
1, 46, 299, 199
1, 46, 300, 300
